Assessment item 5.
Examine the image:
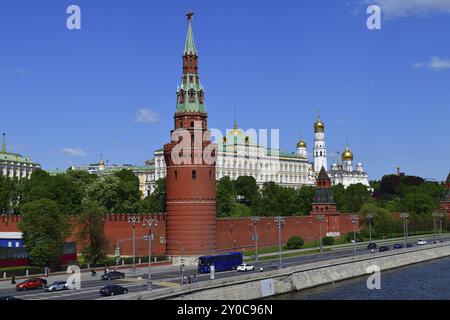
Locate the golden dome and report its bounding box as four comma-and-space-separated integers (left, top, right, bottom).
342, 146, 353, 161
297, 140, 307, 148
314, 117, 325, 132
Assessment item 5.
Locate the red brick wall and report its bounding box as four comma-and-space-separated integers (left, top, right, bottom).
216, 214, 359, 252
1, 213, 359, 257
0, 214, 167, 258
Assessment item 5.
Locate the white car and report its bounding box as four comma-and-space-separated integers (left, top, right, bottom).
45, 281, 69, 292
417, 239, 427, 245
237, 264, 255, 272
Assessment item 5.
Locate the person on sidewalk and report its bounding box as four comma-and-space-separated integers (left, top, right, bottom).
11, 275, 16, 284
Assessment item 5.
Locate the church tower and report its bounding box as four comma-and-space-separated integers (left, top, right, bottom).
164, 12, 217, 259
313, 116, 328, 172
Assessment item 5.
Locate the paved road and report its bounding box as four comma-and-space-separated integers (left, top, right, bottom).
1, 235, 446, 300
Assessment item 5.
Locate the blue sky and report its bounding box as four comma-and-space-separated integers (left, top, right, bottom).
0, 0, 449, 181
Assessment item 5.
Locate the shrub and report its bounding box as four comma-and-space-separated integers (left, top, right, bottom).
345, 232, 365, 243
286, 236, 304, 249
322, 236, 335, 246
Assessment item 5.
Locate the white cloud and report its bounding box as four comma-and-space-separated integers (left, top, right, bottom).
134, 108, 160, 123
358, 0, 450, 19
61, 147, 87, 157
414, 56, 450, 71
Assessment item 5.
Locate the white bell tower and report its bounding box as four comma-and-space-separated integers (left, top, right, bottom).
313, 116, 328, 172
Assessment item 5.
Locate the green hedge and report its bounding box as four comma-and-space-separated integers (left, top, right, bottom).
322, 236, 335, 246
286, 236, 304, 249
0, 266, 43, 277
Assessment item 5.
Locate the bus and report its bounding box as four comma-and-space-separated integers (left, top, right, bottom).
198, 252, 243, 273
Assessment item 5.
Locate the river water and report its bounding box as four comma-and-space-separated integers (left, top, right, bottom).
270, 256, 450, 300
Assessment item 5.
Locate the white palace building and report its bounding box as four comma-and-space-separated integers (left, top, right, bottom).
0, 133, 41, 179
139, 116, 370, 196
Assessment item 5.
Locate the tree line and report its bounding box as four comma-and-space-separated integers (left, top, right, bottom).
0, 169, 166, 267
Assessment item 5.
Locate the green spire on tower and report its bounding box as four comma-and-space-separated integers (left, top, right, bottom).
1, 132, 5, 154
184, 11, 197, 56
176, 11, 206, 114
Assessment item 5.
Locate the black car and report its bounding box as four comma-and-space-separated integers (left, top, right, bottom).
0, 296, 22, 300
379, 246, 390, 252
406, 243, 413, 248
367, 243, 377, 250
101, 271, 125, 280
393, 244, 403, 249
100, 285, 128, 296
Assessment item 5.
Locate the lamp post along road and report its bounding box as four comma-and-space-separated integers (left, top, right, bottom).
143, 218, 158, 291
433, 211, 444, 243
275, 217, 285, 269
400, 212, 409, 248
351, 215, 359, 256
251, 217, 261, 261
167, 240, 185, 285
128, 216, 140, 273
316, 215, 325, 254
366, 214, 373, 244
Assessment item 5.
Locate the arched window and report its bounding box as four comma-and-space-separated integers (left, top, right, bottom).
189, 90, 196, 103
192, 170, 197, 180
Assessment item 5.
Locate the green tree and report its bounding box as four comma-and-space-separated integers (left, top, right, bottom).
216, 177, 236, 217
360, 201, 395, 238
139, 178, 167, 213
343, 184, 371, 213
18, 199, 70, 267
83, 176, 121, 213
21, 170, 83, 214
113, 169, 142, 212
77, 203, 109, 264
297, 186, 315, 216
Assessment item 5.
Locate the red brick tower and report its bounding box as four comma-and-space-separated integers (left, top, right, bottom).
163, 12, 217, 257
310, 167, 339, 215
440, 173, 450, 214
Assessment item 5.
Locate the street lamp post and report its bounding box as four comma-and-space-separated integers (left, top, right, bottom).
275, 217, 285, 269
251, 217, 261, 261
432, 211, 444, 243
128, 216, 140, 273
316, 215, 325, 254
143, 218, 158, 291
366, 214, 374, 244
351, 215, 359, 256
167, 240, 185, 285
400, 212, 409, 248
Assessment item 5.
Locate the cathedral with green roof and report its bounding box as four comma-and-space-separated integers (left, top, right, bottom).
0, 133, 41, 179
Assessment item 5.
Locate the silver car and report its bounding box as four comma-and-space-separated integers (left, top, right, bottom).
45, 281, 68, 292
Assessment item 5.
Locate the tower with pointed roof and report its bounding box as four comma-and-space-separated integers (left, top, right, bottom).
311, 167, 338, 216
440, 173, 450, 214
313, 116, 328, 173
164, 12, 217, 259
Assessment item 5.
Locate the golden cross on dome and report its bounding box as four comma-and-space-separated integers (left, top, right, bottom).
186, 11, 194, 22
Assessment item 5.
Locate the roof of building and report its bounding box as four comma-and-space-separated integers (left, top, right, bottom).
316, 167, 330, 180
0, 133, 39, 166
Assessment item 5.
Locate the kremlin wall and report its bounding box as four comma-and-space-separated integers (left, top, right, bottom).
0, 213, 357, 258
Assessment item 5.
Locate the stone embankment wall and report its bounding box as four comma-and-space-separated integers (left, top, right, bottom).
106, 243, 450, 300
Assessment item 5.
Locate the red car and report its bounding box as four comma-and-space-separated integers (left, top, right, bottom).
16, 278, 47, 291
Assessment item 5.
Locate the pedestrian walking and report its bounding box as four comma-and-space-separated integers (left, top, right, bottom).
11, 274, 16, 285
188, 275, 192, 284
